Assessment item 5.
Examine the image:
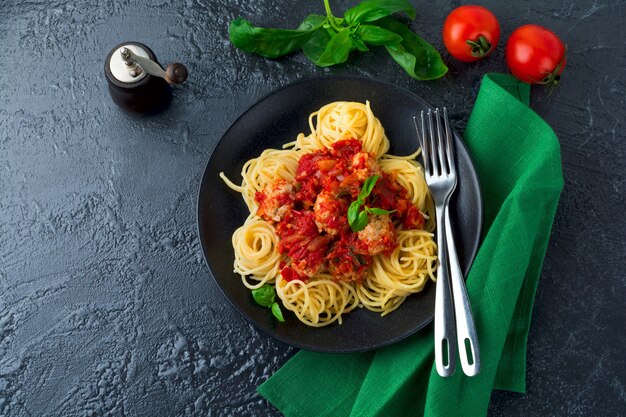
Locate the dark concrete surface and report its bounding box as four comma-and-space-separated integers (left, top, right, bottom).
1, 0, 624, 416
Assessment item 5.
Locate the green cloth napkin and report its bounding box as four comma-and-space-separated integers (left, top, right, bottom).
258, 73, 564, 417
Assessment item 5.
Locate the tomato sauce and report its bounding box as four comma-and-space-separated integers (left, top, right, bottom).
255, 139, 426, 283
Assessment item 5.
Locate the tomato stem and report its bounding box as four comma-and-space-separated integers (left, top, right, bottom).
540, 46, 567, 87
466, 35, 492, 58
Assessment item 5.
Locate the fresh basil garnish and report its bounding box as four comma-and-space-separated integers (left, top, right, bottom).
348, 200, 361, 225
353, 210, 369, 232
348, 175, 395, 232
367, 207, 395, 216
228, 0, 447, 80
344, 0, 415, 25
252, 285, 286, 322
252, 284, 275, 307
315, 28, 352, 67
271, 302, 285, 322
375, 17, 448, 80
360, 175, 380, 200
355, 25, 403, 46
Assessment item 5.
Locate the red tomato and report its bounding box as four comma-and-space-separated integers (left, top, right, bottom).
443, 5, 501, 62
506, 24, 566, 85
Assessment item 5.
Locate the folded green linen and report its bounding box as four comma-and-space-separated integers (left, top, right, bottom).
258, 73, 564, 417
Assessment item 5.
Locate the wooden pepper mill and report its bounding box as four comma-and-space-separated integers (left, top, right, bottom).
104, 41, 188, 114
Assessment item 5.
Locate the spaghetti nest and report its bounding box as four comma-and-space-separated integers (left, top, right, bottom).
220, 101, 437, 327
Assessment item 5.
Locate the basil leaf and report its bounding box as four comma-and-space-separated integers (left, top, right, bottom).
375, 17, 448, 80
314, 28, 352, 67
345, 0, 415, 25
297, 14, 327, 30
359, 175, 380, 200
352, 37, 370, 52
348, 200, 361, 225
352, 210, 370, 232
252, 284, 275, 307
302, 28, 332, 64
356, 25, 403, 46
271, 302, 285, 322
368, 207, 396, 216
229, 17, 322, 59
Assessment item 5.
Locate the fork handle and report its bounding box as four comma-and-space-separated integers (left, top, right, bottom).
445, 206, 481, 376
434, 204, 456, 377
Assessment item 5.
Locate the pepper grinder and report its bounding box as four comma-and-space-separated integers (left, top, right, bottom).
104, 41, 188, 114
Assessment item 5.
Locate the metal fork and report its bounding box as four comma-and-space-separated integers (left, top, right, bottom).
413, 108, 481, 377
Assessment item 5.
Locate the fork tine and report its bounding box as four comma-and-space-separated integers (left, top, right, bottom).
443, 107, 455, 173
421, 111, 431, 176
413, 115, 422, 148
414, 111, 431, 176
426, 109, 439, 177
434, 108, 447, 175
421, 110, 433, 176
413, 114, 426, 173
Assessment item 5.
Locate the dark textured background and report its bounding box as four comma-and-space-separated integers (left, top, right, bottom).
1, 0, 624, 416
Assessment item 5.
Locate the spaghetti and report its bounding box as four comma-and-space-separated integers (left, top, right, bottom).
220, 101, 437, 327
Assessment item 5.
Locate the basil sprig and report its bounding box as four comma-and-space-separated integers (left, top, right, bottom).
229, 0, 447, 80
251, 284, 285, 322
348, 175, 395, 232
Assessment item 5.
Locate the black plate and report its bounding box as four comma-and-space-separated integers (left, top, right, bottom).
198, 75, 483, 353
